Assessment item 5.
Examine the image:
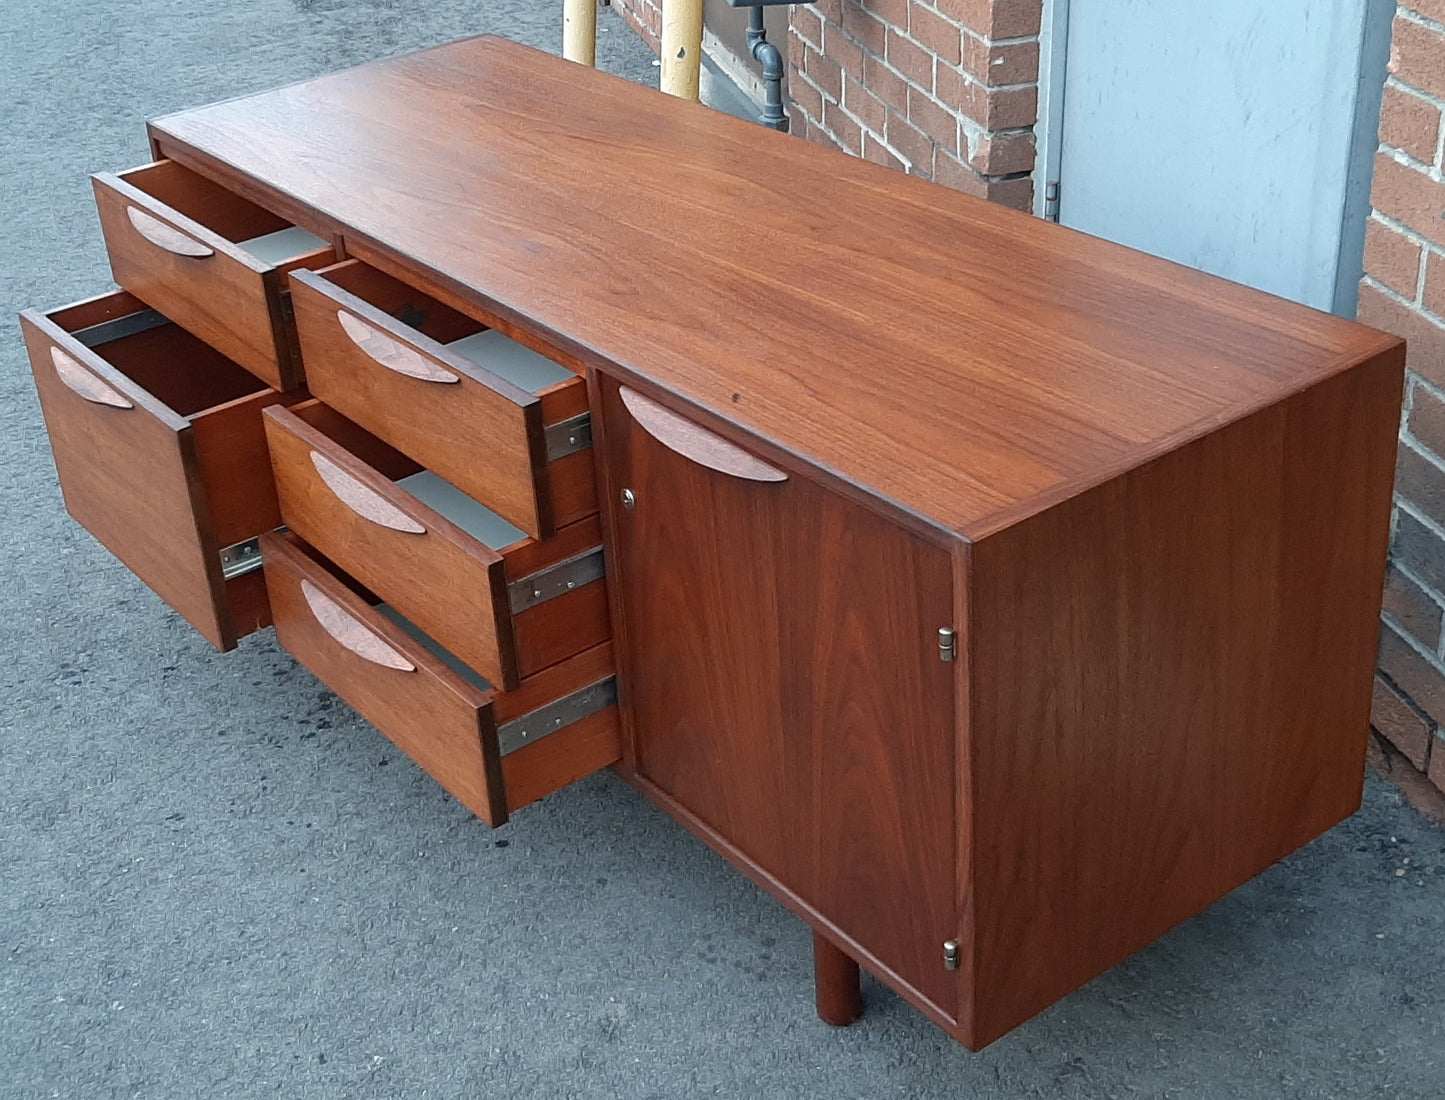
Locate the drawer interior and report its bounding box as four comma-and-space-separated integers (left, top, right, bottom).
285, 399, 534, 554
58, 298, 268, 418
316, 259, 580, 401
117, 160, 331, 269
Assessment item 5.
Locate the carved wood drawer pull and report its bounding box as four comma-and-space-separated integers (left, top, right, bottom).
301, 579, 416, 671
620, 387, 787, 483
126, 206, 215, 258
311, 450, 426, 534
51, 346, 134, 409
337, 310, 460, 383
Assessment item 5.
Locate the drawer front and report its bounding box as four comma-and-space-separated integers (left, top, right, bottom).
262, 531, 509, 824
289, 269, 562, 538
263, 532, 622, 822
93, 171, 300, 391
263, 403, 519, 689
20, 292, 284, 650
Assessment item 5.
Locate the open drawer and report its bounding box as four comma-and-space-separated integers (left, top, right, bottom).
261, 530, 621, 824
262, 400, 610, 690
288, 259, 597, 539
93, 159, 336, 390
20, 290, 296, 649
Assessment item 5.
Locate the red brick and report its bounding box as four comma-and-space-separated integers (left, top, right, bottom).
814, 0, 845, 22
1405, 0, 1445, 22
1359, 282, 1445, 390
1425, 249, 1445, 318
864, 52, 910, 109
840, 4, 887, 56
807, 48, 844, 102
936, 0, 1040, 39
888, 28, 935, 87
1430, 732, 1445, 790
862, 131, 906, 171
971, 128, 1035, 174
1370, 154, 1445, 251
1392, 15, 1445, 101
865, 0, 910, 30
1365, 217, 1424, 299
934, 150, 988, 197
1379, 620, 1445, 725
909, 2, 963, 65
1409, 378, 1445, 458
824, 99, 864, 154
790, 72, 826, 125
1373, 674, 1433, 770
1380, 83, 1442, 164
985, 174, 1033, 211
792, 5, 824, 48
934, 62, 968, 109
887, 112, 936, 173
824, 25, 865, 73
967, 82, 1038, 129
908, 86, 959, 152
962, 34, 1040, 86
844, 75, 890, 135
788, 31, 810, 76
1398, 439, 1445, 532
1385, 561, 1445, 650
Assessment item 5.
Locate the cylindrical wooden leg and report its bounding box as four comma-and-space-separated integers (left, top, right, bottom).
813, 931, 863, 1027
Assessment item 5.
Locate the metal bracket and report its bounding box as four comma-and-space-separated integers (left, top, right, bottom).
507, 547, 605, 613
220, 536, 265, 580
72, 308, 170, 349
496, 676, 618, 756
938, 627, 957, 663
943, 940, 960, 971
544, 413, 592, 461
1044, 179, 1061, 223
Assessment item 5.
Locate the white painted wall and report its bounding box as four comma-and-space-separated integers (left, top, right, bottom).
1044, 0, 1392, 314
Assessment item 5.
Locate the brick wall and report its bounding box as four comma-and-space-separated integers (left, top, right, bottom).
615, 0, 664, 54
786, 0, 1040, 209
1361, 2, 1445, 794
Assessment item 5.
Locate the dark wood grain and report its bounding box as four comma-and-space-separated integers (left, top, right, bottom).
813, 933, 863, 1027
20, 292, 286, 650
93, 160, 333, 391
963, 347, 1404, 1047
600, 373, 960, 1021
148, 35, 1402, 538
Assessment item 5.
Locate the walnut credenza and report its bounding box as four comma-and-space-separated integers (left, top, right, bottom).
21, 36, 1405, 1049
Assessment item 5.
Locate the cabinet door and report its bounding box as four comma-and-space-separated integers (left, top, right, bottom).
601, 380, 960, 1017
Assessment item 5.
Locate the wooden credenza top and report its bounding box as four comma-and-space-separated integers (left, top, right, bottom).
149, 35, 1399, 539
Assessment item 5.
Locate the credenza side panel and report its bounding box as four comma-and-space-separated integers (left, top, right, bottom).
598, 374, 961, 1019
965, 347, 1405, 1047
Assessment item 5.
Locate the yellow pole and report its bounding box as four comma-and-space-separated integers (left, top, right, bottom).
660, 0, 703, 101
563, 0, 597, 66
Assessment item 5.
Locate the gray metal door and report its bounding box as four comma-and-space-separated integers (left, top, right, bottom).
1044, 0, 1393, 314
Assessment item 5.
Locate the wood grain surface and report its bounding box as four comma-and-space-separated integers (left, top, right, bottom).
289, 268, 557, 537
601, 373, 959, 1021
148, 35, 1403, 537
20, 294, 283, 650
262, 530, 510, 824
963, 348, 1404, 1047
93, 160, 330, 391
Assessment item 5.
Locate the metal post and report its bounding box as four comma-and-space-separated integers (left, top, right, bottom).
661, 0, 704, 100
564, 0, 597, 67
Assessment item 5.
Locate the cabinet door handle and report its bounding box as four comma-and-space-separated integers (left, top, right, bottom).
51, 346, 134, 409
620, 387, 787, 483
311, 450, 426, 534
301, 580, 416, 671
126, 206, 215, 258
337, 310, 460, 383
